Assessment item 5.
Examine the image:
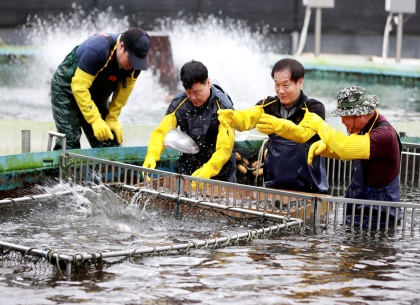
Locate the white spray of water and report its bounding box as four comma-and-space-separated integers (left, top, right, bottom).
2, 6, 418, 126
25, 6, 131, 79
17, 7, 277, 124
155, 16, 275, 106
20, 6, 166, 124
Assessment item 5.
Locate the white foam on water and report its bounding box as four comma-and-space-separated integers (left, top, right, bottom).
154, 16, 275, 108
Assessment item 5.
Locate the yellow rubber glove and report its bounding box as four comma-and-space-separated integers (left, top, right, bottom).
105, 118, 123, 143
191, 123, 235, 189
256, 113, 315, 143
105, 76, 137, 144
91, 117, 114, 141
217, 106, 263, 131
142, 113, 178, 181
71, 67, 113, 141
307, 140, 339, 166
300, 110, 370, 160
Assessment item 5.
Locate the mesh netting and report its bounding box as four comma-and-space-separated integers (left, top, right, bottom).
234, 140, 267, 186
109, 183, 295, 229
400, 136, 420, 144
0, 183, 302, 277
0, 246, 57, 277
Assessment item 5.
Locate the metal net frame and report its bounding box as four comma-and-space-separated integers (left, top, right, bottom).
2, 140, 420, 279
60, 152, 326, 227
1, 152, 327, 278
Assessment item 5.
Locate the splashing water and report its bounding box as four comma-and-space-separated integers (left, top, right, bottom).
24, 5, 130, 84
154, 16, 275, 105
0, 181, 234, 251
3, 5, 418, 126
17, 6, 167, 124
8, 7, 277, 124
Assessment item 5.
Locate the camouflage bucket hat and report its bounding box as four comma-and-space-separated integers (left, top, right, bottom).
331, 86, 380, 117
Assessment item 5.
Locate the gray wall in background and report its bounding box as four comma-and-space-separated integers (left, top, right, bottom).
1, 0, 419, 57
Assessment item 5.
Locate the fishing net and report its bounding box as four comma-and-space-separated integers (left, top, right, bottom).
0, 246, 56, 278
0, 180, 303, 277
400, 136, 420, 144
234, 140, 268, 186
3, 138, 420, 279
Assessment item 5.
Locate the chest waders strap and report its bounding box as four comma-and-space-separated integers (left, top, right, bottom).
261, 97, 277, 108
96, 33, 116, 51
171, 98, 222, 117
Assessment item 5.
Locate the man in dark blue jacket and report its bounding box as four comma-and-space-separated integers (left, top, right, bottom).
51, 28, 151, 149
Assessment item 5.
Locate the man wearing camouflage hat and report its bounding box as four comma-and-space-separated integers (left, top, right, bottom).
300, 86, 402, 226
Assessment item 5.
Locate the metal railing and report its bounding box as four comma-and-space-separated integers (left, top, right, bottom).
61, 140, 420, 232
1, 153, 312, 278
63, 152, 323, 228
325, 141, 420, 198
314, 195, 420, 232
1, 142, 419, 278
399, 142, 420, 186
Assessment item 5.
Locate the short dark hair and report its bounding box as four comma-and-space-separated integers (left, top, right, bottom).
180, 60, 208, 90
271, 58, 305, 82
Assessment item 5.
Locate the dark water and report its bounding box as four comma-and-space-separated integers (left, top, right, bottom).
1, 184, 420, 305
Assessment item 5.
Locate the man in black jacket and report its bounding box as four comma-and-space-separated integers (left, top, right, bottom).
142, 60, 237, 184
218, 58, 328, 193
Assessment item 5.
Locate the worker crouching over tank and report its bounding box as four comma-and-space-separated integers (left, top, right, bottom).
51, 28, 151, 149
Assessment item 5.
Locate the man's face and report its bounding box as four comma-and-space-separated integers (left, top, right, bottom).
185, 78, 211, 107
117, 42, 133, 70
273, 70, 303, 108
342, 115, 366, 134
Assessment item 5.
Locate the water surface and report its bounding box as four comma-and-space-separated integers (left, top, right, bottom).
1, 184, 420, 305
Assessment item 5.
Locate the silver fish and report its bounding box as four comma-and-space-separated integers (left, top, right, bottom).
164, 128, 199, 154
